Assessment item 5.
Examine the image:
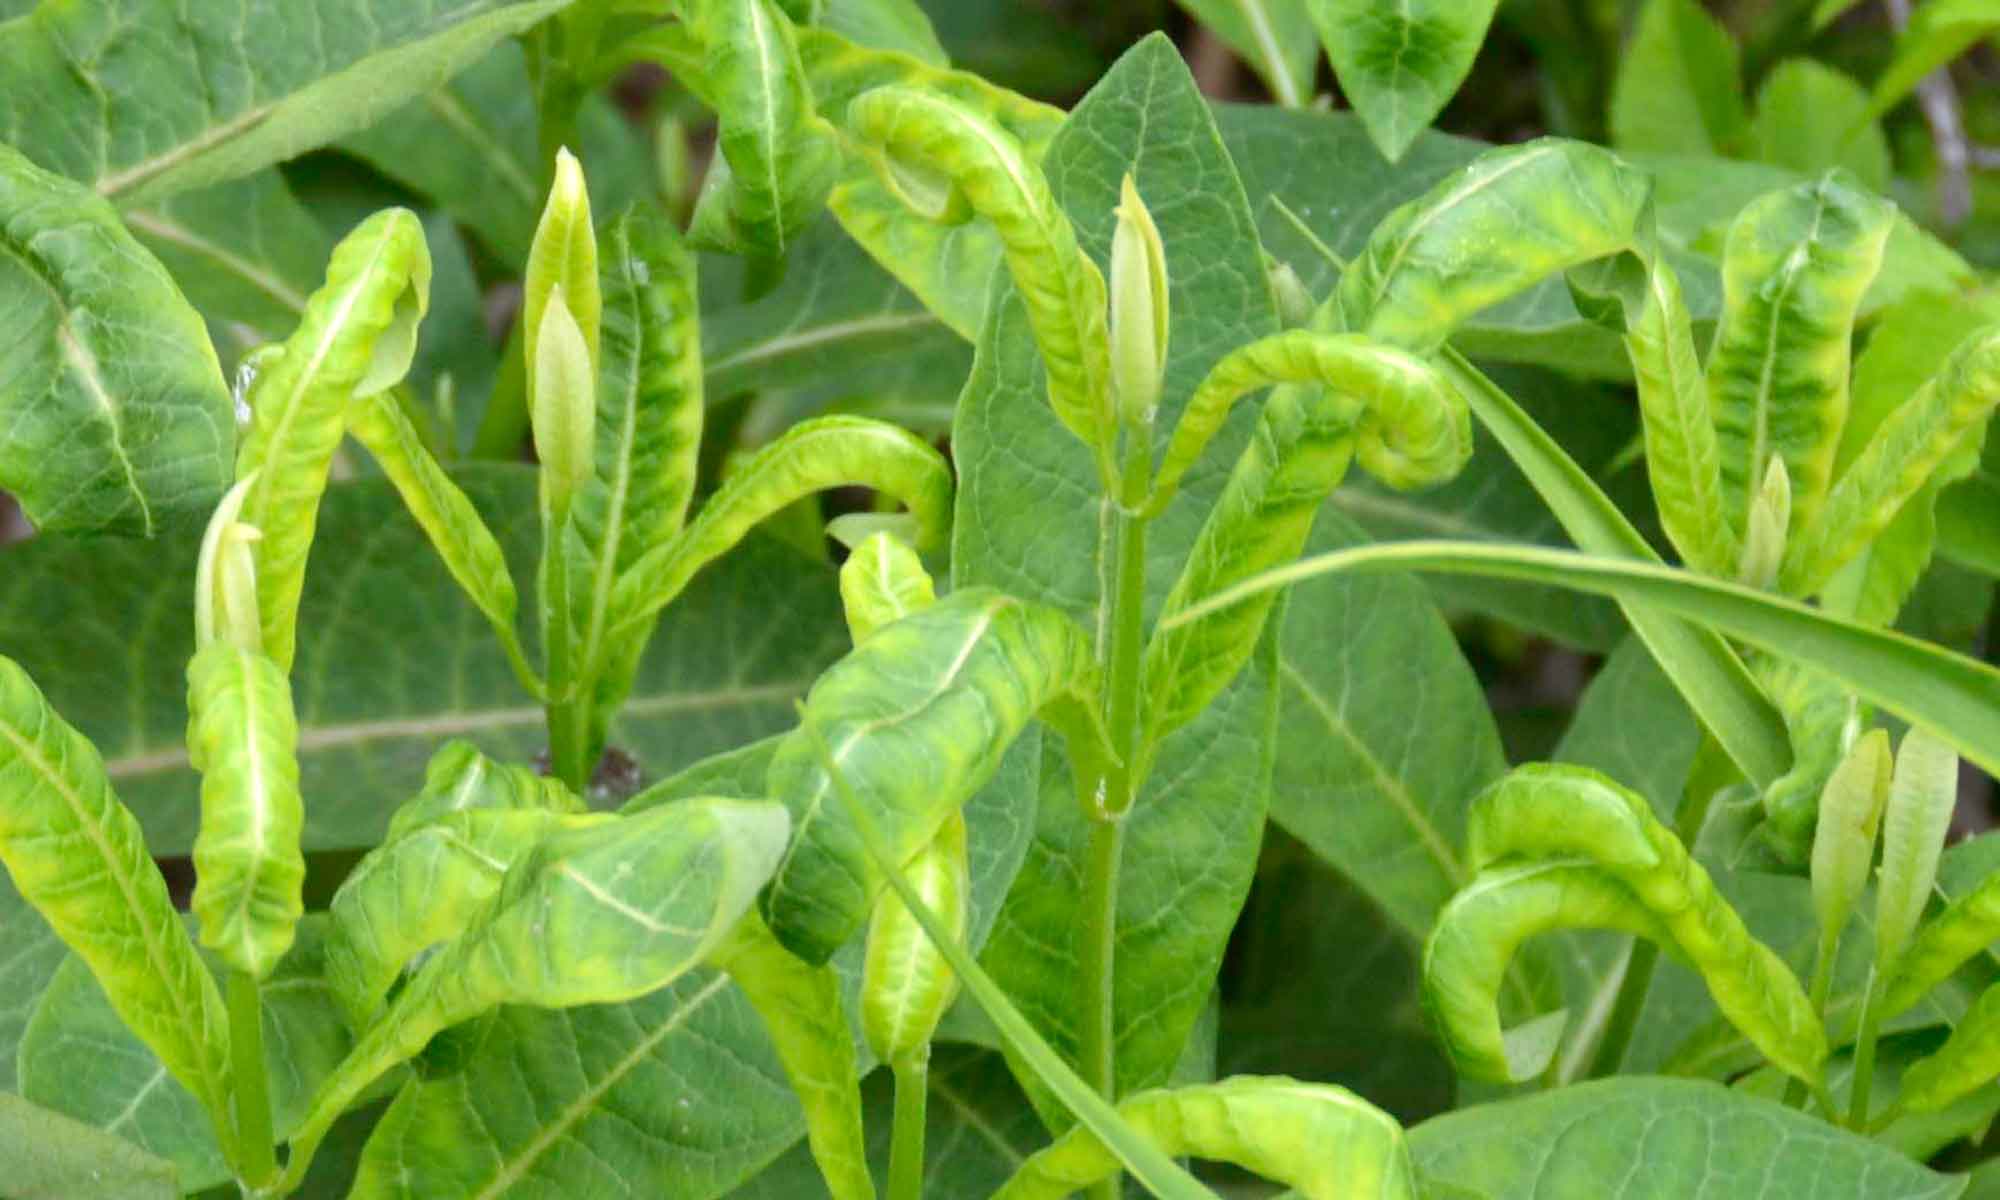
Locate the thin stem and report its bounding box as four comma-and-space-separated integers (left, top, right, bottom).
1848, 970, 1885, 1129
227, 971, 278, 1190
888, 1053, 930, 1200
543, 514, 591, 793
1784, 927, 1843, 1108
1079, 422, 1153, 1200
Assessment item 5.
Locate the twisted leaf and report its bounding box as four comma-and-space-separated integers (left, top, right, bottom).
1786, 325, 2000, 596
237, 208, 432, 670
991, 1075, 1417, 1199
761, 590, 1100, 963
1333, 138, 1652, 355
605, 416, 951, 651
286, 799, 790, 1183
691, 0, 843, 257
712, 911, 875, 1200
863, 810, 968, 1063
846, 86, 1111, 451
346, 390, 532, 690
839, 531, 937, 644
1143, 335, 1468, 738
0, 656, 230, 1125
1707, 172, 1893, 552
186, 642, 305, 980
323, 808, 601, 1030
384, 739, 584, 839
1622, 258, 1738, 576
0, 143, 232, 536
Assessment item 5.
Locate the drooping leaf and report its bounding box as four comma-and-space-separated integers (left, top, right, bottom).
1408, 1077, 1964, 1197
1307, 0, 1502, 161
0, 467, 849, 856
1175, 0, 1320, 108
0, 143, 233, 536
0, 1092, 179, 1200
237, 207, 432, 670
0, 656, 231, 1129
0, 0, 572, 204
1608, 0, 1749, 156
1749, 59, 1892, 191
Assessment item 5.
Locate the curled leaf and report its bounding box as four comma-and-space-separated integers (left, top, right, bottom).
846, 85, 1111, 451
839, 530, 936, 644
236, 207, 432, 670
1810, 728, 1891, 943
991, 1075, 1418, 1199
385, 739, 584, 839
186, 641, 305, 980
761, 590, 1099, 963
862, 810, 968, 1064
0, 656, 231, 1127
1109, 175, 1168, 427
1883, 864, 2000, 1020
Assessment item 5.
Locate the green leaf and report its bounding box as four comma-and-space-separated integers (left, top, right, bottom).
1866, 0, 2000, 122
1707, 172, 1893, 554
1165, 538, 2000, 784
691, 0, 843, 258
1307, 0, 1502, 161
0, 655, 231, 1128
1408, 1077, 1965, 1197
950, 33, 1283, 1122
0, 0, 571, 204
288, 799, 791, 1183
0, 1092, 179, 1200
238, 207, 432, 671
0, 142, 233, 536
820, 0, 948, 62
1174, 0, 1320, 108
761, 589, 1098, 963
19, 919, 353, 1194
1623, 258, 1738, 576
123, 169, 331, 356
1750, 60, 1892, 192
991, 1076, 1418, 1198
1608, 0, 1749, 156
336, 40, 651, 266
0, 467, 849, 856
0, 873, 65, 1093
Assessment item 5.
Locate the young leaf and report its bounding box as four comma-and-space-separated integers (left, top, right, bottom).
322, 808, 602, 1030
285, 799, 791, 1185
604, 416, 951, 656
530, 285, 598, 521
1876, 727, 1961, 973
1739, 457, 1793, 590
0, 143, 232, 536
1707, 173, 1893, 550
863, 811, 969, 1064
1608, 0, 1749, 155
236, 207, 432, 670
760, 590, 1100, 963
845, 85, 1112, 453
1785, 325, 2000, 597
991, 1075, 1418, 1198
523, 148, 601, 401
186, 641, 306, 981
1109, 175, 1169, 428
386, 739, 585, 839
1622, 259, 1738, 576
1307, 0, 1502, 162
0, 656, 231, 1126
712, 911, 876, 1200
1810, 729, 1891, 941
839, 532, 937, 644
1900, 981, 2000, 1113
690, 0, 844, 258
1883, 860, 2000, 1019
1333, 138, 1653, 356
0, 0, 570, 204
346, 391, 535, 692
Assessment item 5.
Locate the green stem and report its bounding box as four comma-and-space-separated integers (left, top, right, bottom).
1590, 764, 1721, 1079
888, 1053, 930, 1200
543, 512, 590, 793
227, 971, 278, 1190
1079, 425, 1153, 1200
1848, 970, 1885, 1129
1784, 927, 1843, 1108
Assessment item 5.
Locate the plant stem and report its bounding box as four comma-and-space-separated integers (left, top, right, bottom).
1079, 426, 1153, 1200
227, 971, 278, 1190
887, 1053, 930, 1200
543, 517, 590, 793
1590, 763, 1721, 1078
1784, 928, 1842, 1108
1848, 970, 1885, 1129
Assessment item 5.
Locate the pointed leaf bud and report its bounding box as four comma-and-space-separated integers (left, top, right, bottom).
1109, 174, 1168, 427
1738, 455, 1791, 589
533, 285, 596, 520
1268, 257, 1314, 329
1810, 728, 1890, 941
524, 147, 600, 413
194, 473, 264, 653
1876, 727, 1960, 972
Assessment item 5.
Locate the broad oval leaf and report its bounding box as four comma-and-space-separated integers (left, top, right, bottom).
0, 0, 571, 204
0, 655, 230, 1125
0, 143, 232, 536
0, 1092, 178, 1200
760, 589, 1098, 964
992, 1075, 1417, 1198
238, 207, 432, 671
1307, 0, 1501, 162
